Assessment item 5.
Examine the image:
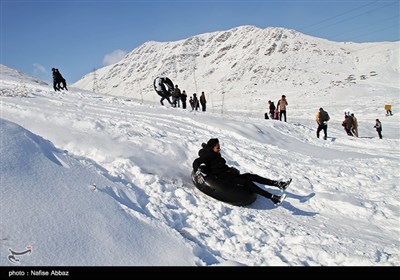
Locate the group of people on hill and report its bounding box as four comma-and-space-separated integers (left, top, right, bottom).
318, 109, 383, 140
342, 112, 358, 137
163, 83, 207, 112
264, 94, 384, 140
51, 69, 385, 140
193, 107, 384, 208
52, 68, 68, 92
189, 92, 207, 111
321, 110, 386, 139
265, 95, 288, 122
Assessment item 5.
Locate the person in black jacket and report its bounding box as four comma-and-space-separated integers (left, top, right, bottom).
52, 68, 68, 91
192, 93, 200, 111
180, 90, 187, 109
200, 92, 207, 112
374, 119, 383, 139
316, 107, 330, 140
192, 138, 291, 205
52, 68, 60, 91
154, 77, 173, 106
268, 100, 276, 119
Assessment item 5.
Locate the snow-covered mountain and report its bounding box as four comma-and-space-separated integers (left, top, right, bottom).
73, 25, 399, 106
0, 65, 48, 86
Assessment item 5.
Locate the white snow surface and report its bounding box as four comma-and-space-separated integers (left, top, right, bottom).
0, 62, 399, 266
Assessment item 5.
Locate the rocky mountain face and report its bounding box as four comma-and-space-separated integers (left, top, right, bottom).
73, 25, 398, 103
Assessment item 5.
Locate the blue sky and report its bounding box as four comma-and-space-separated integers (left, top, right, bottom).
1, 0, 399, 84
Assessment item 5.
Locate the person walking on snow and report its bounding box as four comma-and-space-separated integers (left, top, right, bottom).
316, 107, 330, 140
52, 68, 68, 91
192, 138, 292, 205
153, 77, 173, 106
342, 112, 353, 136
351, 113, 359, 137
374, 119, 383, 139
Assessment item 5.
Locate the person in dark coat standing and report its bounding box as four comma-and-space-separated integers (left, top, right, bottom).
52, 68, 59, 91
172, 84, 181, 108
180, 90, 187, 109
192, 138, 292, 205
268, 100, 276, 119
200, 92, 207, 112
374, 119, 383, 139
193, 93, 200, 111
189, 96, 194, 110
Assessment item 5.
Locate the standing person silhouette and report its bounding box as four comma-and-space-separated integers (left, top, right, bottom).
172, 84, 181, 107
268, 100, 276, 119
316, 107, 330, 140
52, 68, 68, 91
200, 92, 207, 111
193, 93, 200, 111
181, 90, 187, 109
374, 119, 383, 139
277, 95, 288, 122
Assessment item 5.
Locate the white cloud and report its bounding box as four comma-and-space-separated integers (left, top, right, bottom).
102, 49, 127, 66
33, 63, 47, 77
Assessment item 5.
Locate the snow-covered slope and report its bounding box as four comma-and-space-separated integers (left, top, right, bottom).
0, 119, 203, 266
1, 63, 399, 266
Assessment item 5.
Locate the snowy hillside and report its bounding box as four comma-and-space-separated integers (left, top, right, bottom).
72, 25, 399, 110
1, 64, 399, 266
0, 118, 201, 266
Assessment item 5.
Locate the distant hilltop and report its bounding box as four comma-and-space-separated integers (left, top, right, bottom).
7, 25, 399, 104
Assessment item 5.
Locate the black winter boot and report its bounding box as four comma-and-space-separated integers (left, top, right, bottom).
271, 194, 286, 206
277, 178, 292, 191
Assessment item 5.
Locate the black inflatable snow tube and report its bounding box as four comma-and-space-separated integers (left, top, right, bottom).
153, 77, 174, 98
191, 169, 257, 206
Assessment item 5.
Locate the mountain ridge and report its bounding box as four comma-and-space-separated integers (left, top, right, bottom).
11, 25, 400, 105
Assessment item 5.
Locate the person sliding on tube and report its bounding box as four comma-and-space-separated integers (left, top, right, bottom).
193, 138, 291, 205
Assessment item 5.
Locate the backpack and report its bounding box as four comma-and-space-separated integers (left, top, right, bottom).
320, 111, 330, 122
